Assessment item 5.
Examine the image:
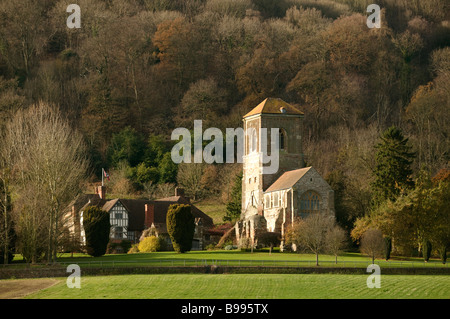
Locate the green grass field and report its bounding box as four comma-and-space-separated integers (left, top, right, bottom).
3, 251, 449, 299
24, 273, 450, 299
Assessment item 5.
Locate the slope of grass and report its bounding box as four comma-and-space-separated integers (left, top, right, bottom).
193, 199, 227, 225
25, 274, 450, 299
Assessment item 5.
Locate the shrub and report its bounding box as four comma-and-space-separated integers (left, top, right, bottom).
438, 246, 447, 264
139, 227, 157, 242
138, 236, 161, 253
83, 206, 111, 257
107, 240, 133, 254
121, 240, 132, 253
166, 204, 195, 253
106, 242, 119, 254
157, 234, 169, 251
128, 244, 139, 254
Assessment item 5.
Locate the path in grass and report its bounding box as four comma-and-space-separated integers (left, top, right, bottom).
0, 278, 59, 299
26, 274, 449, 299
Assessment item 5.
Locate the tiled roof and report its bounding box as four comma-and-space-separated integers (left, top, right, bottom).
102, 198, 120, 213
120, 199, 152, 231
78, 195, 107, 214
152, 198, 214, 229
72, 193, 214, 232
155, 195, 182, 202
265, 167, 312, 192
243, 98, 304, 118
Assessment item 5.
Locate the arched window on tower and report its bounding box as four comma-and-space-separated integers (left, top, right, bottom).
279, 129, 286, 151
299, 190, 320, 218
250, 128, 257, 153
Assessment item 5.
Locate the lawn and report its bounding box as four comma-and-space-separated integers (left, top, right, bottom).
193, 199, 227, 224
23, 273, 450, 299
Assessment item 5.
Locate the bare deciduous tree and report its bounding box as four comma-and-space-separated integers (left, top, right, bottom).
326, 224, 347, 264
292, 213, 335, 266
360, 228, 385, 264
177, 162, 205, 201
0, 170, 13, 264
4, 102, 88, 263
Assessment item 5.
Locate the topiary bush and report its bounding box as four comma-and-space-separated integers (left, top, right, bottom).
83, 206, 111, 257
138, 236, 161, 252
384, 237, 392, 261
166, 204, 195, 253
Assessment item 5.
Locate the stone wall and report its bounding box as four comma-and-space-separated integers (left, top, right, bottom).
293, 167, 335, 217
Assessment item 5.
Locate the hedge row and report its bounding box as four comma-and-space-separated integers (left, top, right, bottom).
1, 265, 449, 279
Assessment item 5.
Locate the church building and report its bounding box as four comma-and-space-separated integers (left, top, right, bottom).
236, 98, 335, 248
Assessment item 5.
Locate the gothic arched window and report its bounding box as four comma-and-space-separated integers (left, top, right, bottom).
279, 129, 286, 151
299, 190, 320, 217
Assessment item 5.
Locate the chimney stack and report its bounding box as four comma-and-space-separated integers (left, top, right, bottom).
175, 187, 184, 197
144, 203, 155, 228
96, 185, 106, 199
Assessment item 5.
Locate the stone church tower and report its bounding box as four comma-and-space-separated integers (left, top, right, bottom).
241, 98, 305, 214
237, 98, 334, 248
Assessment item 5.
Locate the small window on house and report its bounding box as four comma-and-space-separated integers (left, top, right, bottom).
265, 195, 271, 208
254, 177, 257, 183
249, 178, 251, 184
114, 227, 124, 239
273, 192, 279, 207
115, 212, 123, 219
127, 231, 136, 243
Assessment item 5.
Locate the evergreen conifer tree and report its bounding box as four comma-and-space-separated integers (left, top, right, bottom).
223, 172, 242, 223
372, 126, 415, 205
